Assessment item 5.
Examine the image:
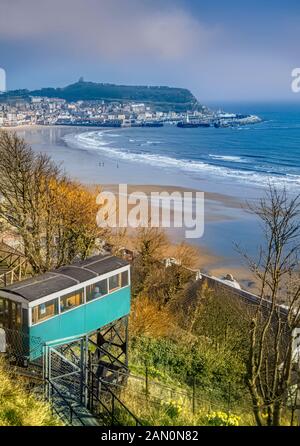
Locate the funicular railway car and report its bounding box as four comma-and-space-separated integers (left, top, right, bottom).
0, 254, 131, 361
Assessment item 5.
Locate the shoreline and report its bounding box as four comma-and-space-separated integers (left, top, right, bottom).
10, 125, 262, 289
1, 124, 46, 130
102, 183, 244, 210
100, 183, 258, 291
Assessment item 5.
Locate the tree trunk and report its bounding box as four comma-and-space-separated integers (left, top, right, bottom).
273, 401, 282, 426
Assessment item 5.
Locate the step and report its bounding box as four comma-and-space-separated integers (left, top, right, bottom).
51, 392, 99, 426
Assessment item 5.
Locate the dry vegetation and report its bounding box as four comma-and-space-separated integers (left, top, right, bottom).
0, 132, 299, 426
0, 131, 107, 273
0, 359, 60, 426
126, 187, 300, 426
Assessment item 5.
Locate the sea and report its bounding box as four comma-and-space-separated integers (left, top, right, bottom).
17, 101, 300, 273
64, 102, 300, 193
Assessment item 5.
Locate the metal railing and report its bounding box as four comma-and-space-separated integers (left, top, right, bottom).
1, 327, 42, 366
0, 258, 30, 287
47, 378, 85, 426
85, 365, 142, 426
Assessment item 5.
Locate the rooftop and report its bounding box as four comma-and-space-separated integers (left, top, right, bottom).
0, 254, 129, 302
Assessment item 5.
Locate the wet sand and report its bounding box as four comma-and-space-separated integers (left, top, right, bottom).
7, 125, 259, 289
100, 183, 257, 289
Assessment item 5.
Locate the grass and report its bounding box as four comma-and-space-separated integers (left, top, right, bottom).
119, 361, 256, 426
120, 377, 256, 426
0, 359, 61, 426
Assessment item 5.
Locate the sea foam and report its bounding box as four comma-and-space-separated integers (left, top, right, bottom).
63, 130, 300, 189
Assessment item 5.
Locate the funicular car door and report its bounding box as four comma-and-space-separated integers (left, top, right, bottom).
0, 297, 23, 357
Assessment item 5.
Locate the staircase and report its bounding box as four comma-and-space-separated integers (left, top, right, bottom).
85, 366, 141, 426
45, 368, 141, 426
0, 258, 29, 286
48, 380, 99, 426
0, 243, 30, 286
44, 339, 141, 427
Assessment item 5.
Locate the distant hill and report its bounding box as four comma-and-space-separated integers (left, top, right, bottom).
2, 80, 201, 112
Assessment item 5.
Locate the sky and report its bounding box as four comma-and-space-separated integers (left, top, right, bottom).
0, 0, 300, 102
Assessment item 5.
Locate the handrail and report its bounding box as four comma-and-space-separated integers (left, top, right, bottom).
0, 257, 28, 271
47, 378, 85, 426
0, 257, 29, 286
82, 380, 112, 418
83, 379, 141, 426
85, 365, 142, 426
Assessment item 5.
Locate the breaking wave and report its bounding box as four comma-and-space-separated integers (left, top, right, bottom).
63, 130, 300, 189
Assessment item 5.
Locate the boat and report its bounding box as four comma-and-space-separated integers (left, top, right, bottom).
142, 121, 164, 128
177, 113, 210, 128
177, 121, 210, 128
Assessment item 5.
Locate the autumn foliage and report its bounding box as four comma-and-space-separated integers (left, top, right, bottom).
0, 131, 106, 273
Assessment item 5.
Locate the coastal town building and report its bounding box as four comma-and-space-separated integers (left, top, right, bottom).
0, 95, 261, 128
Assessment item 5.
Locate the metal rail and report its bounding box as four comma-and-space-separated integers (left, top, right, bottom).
0, 258, 29, 286
47, 378, 85, 426
85, 365, 142, 426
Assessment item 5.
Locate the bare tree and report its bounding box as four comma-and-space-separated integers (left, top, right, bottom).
135, 227, 169, 263
0, 131, 61, 272
170, 241, 200, 269
0, 131, 106, 273
241, 185, 300, 426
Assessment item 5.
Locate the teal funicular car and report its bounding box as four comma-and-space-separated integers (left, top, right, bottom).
0, 254, 131, 360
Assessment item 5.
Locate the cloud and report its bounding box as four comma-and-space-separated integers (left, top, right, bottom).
0, 0, 218, 61
1, 0, 299, 100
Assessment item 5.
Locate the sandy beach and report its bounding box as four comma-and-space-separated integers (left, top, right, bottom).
8, 125, 260, 289
102, 183, 258, 290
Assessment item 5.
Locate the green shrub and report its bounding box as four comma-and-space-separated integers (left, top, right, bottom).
205, 411, 240, 426
130, 336, 246, 406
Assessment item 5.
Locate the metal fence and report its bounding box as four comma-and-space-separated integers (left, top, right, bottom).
1, 327, 42, 367
43, 336, 142, 426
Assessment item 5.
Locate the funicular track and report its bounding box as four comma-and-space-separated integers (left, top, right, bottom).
44, 332, 141, 426
0, 252, 139, 426
3, 326, 141, 426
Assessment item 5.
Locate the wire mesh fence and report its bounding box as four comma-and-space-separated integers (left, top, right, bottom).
0, 327, 42, 367
43, 336, 142, 426
46, 339, 84, 404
